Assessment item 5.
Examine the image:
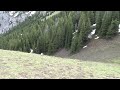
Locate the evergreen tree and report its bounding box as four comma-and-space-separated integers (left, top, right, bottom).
76, 12, 91, 51
99, 11, 112, 37
87, 11, 95, 25
64, 15, 74, 49
70, 34, 79, 53
95, 11, 105, 34
0, 11, 120, 55
111, 11, 119, 21
106, 19, 119, 39
71, 12, 91, 53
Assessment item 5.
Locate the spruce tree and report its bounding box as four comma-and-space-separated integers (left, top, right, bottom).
70, 34, 79, 53
99, 11, 112, 37
77, 12, 91, 50
71, 12, 91, 53
111, 11, 119, 21
106, 19, 119, 39
87, 11, 95, 25
95, 11, 105, 34
64, 15, 74, 49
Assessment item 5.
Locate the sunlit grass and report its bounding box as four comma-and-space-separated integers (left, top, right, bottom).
0, 49, 120, 79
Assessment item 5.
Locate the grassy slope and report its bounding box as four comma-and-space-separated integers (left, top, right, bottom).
0, 49, 120, 79
55, 35, 120, 63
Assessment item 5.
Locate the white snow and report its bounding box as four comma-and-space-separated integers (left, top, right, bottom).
21, 34, 22, 35
25, 11, 36, 16
88, 29, 96, 39
92, 24, 96, 27
41, 53, 44, 55
119, 24, 120, 28
95, 36, 99, 39
25, 11, 31, 14
30, 49, 33, 53
88, 34, 92, 39
83, 45, 87, 49
13, 12, 19, 17
75, 29, 78, 32
118, 24, 120, 32
118, 29, 120, 32
31, 11, 36, 14
91, 29, 96, 35
73, 30, 78, 34
9, 11, 15, 16
72, 32, 76, 34
29, 11, 36, 16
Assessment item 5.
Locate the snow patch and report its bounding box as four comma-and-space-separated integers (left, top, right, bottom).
91, 29, 96, 35
75, 29, 78, 32
92, 23, 96, 27
13, 12, 19, 17
30, 49, 33, 53
72, 32, 76, 34
25, 11, 31, 15
118, 24, 120, 32
119, 24, 120, 28
29, 11, 36, 16
118, 29, 120, 32
41, 53, 44, 55
73, 29, 78, 34
9, 11, 15, 16
88, 29, 96, 39
83, 45, 87, 49
88, 34, 92, 39
95, 36, 99, 39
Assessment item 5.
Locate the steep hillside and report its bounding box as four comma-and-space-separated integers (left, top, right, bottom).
0, 11, 120, 58
0, 49, 120, 79
54, 35, 120, 63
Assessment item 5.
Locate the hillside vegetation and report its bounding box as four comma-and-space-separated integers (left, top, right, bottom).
0, 49, 120, 79
55, 35, 120, 63
0, 11, 120, 55
0, 11, 120, 79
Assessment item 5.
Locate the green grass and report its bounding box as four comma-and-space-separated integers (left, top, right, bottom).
0, 49, 120, 79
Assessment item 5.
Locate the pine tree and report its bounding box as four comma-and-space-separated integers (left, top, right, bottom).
70, 34, 79, 53
111, 11, 119, 21
95, 11, 105, 34
99, 11, 112, 37
64, 15, 74, 49
58, 17, 66, 48
71, 12, 91, 53
87, 11, 95, 25
106, 19, 119, 39
79, 12, 91, 49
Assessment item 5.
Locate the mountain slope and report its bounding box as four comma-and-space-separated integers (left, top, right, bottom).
0, 11, 57, 34
0, 49, 120, 79
0, 11, 37, 34
0, 11, 120, 60
54, 35, 120, 63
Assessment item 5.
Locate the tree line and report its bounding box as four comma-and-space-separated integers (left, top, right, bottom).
0, 11, 120, 55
